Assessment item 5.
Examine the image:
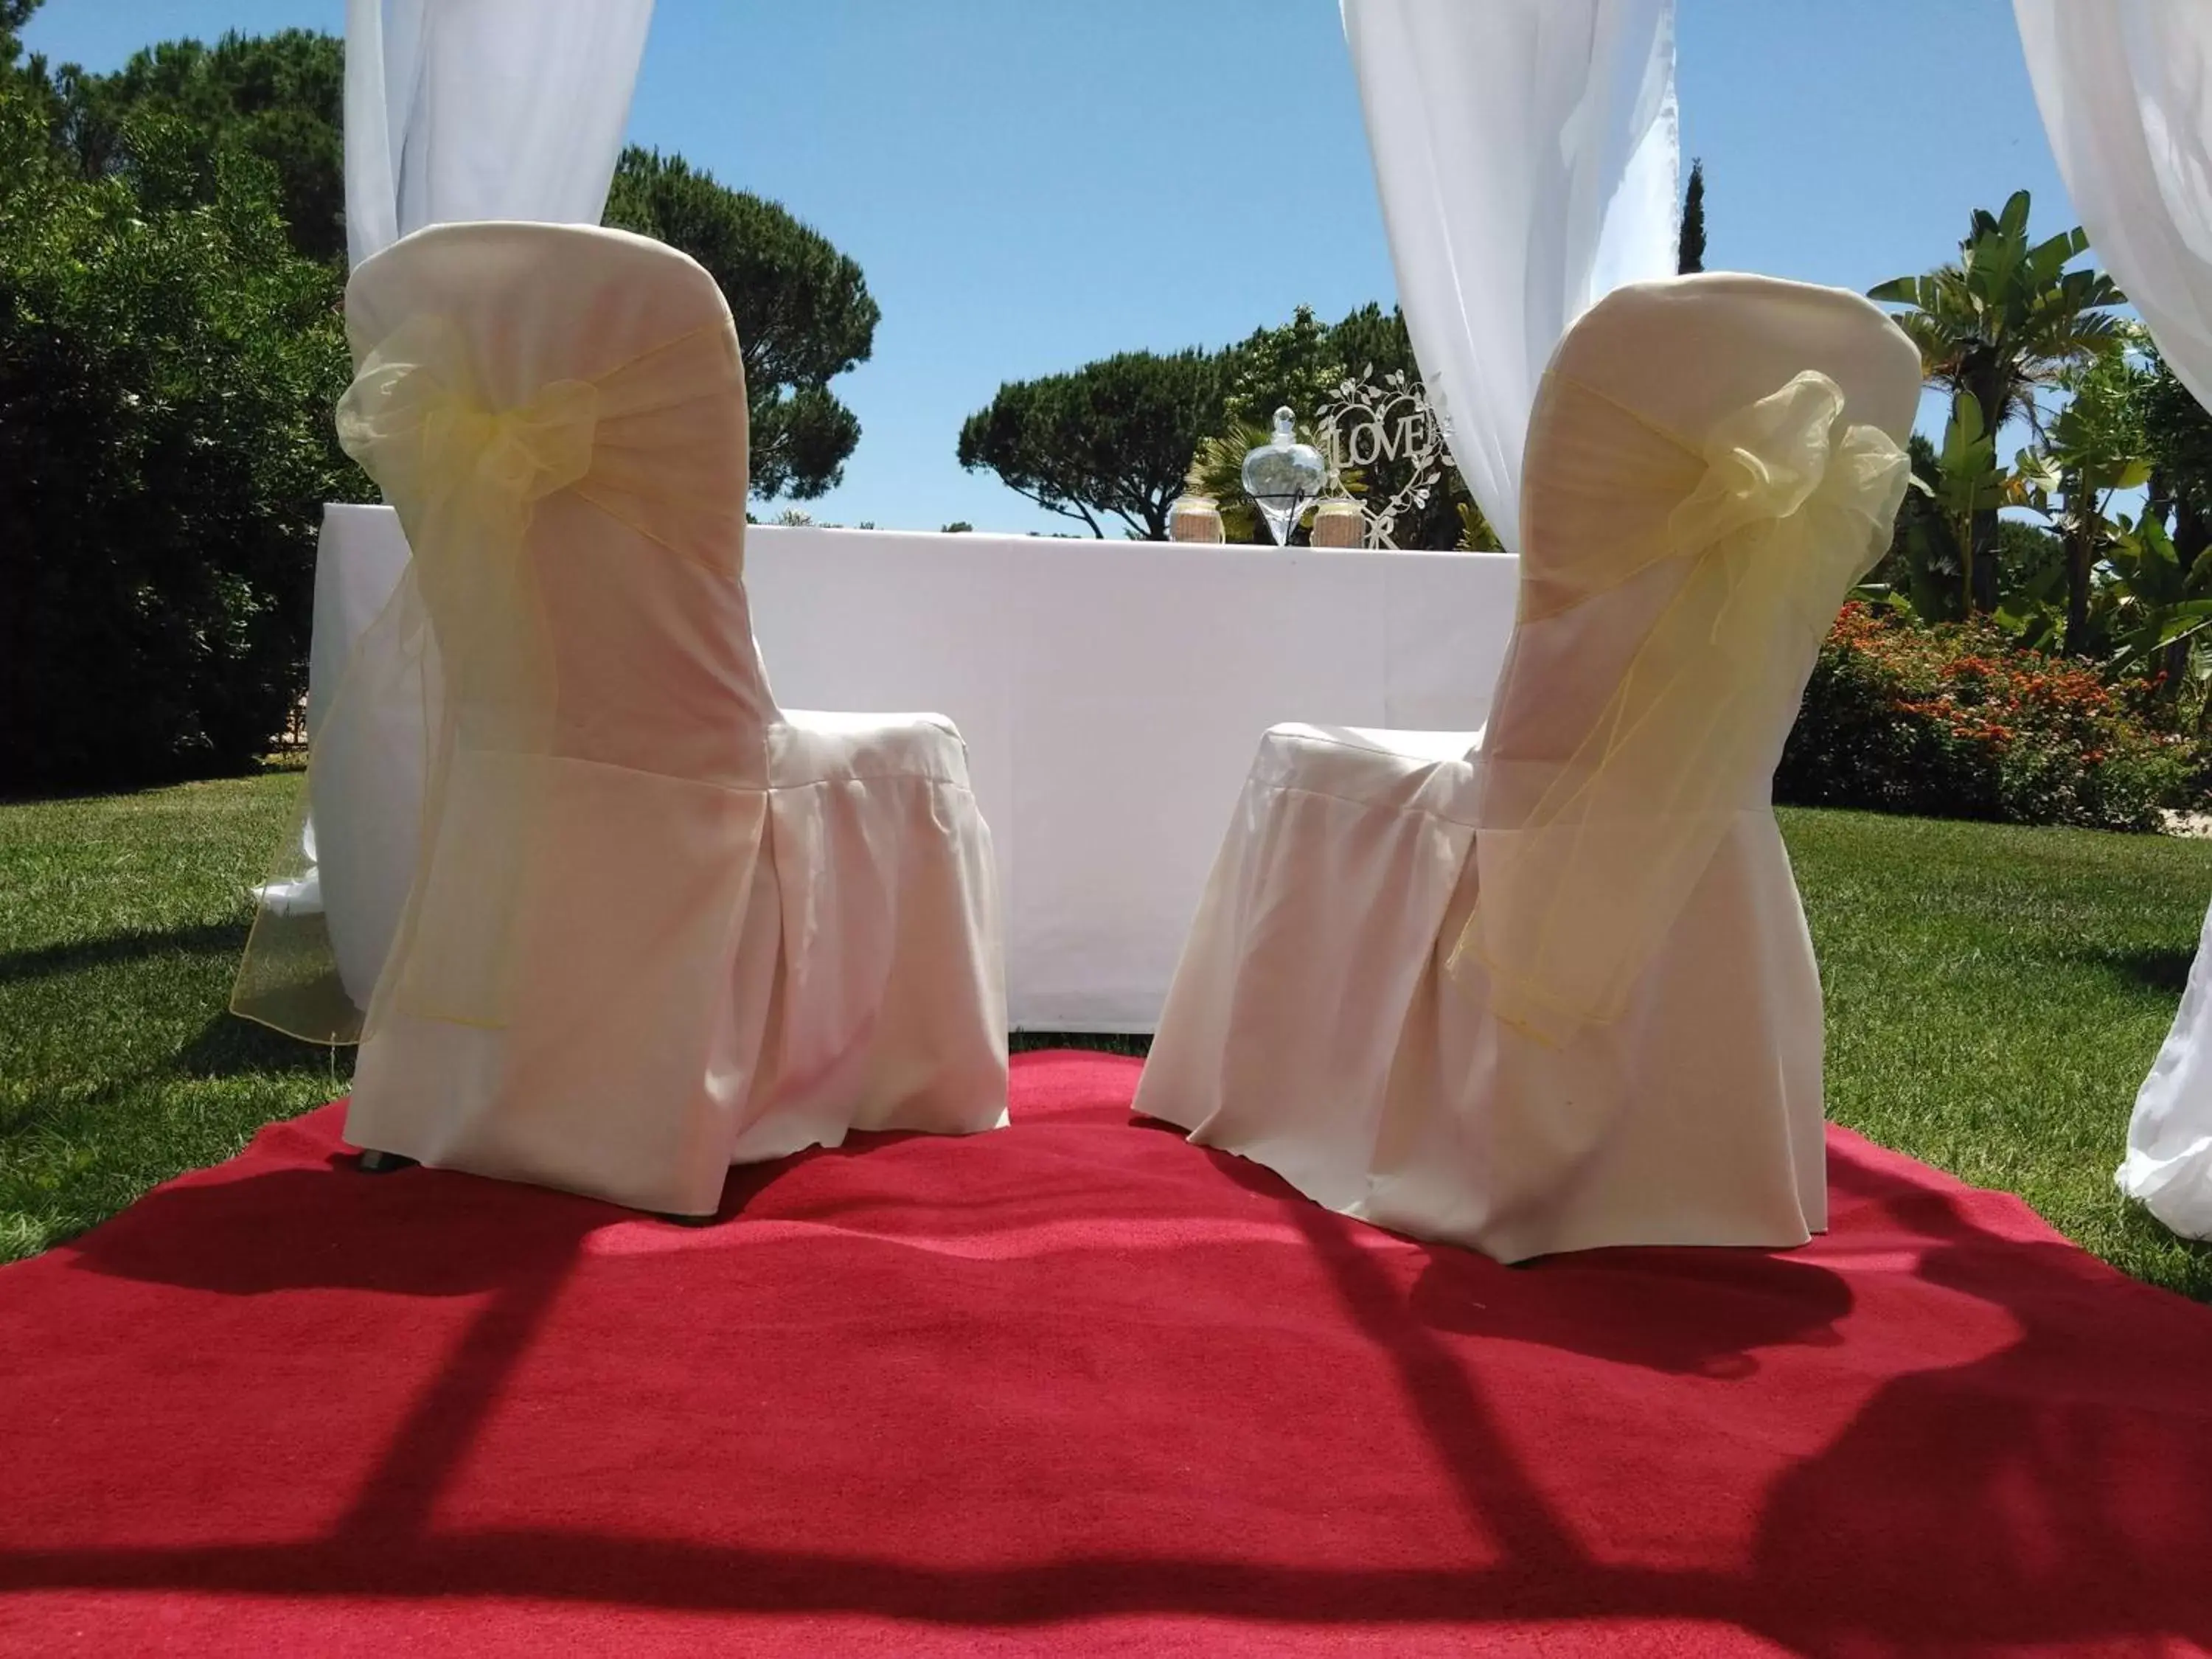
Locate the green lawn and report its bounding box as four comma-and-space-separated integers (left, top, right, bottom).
0, 769, 352, 1263
1788, 808, 2212, 1300
3, 777, 2210, 1300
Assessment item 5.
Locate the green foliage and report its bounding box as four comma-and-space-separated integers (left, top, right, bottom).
0, 769, 351, 1262
1865, 301, 2212, 712
1867, 434, 1955, 617
1324, 302, 1414, 391
1871, 190, 2127, 612
24, 44, 883, 504
0, 21, 872, 788
957, 299, 1494, 548
41, 30, 345, 265
1220, 304, 1340, 431
2135, 343, 2212, 662
1991, 518, 2067, 640
2097, 510, 2212, 682
2138, 344, 2212, 521
1677, 157, 1705, 275
1785, 804, 2212, 1303
0, 89, 361, 789
0, 0, 38, 69
1928, 391, 2009, 613
1866, 417, 2067, 630
956, 347, 1229, 538
605, 147, 877, 501
1869, 190, 2128, 433
1780, 604, 2199, 832
2014, 338, 2152, 653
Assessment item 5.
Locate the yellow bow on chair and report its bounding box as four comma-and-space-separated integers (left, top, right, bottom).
321, 318, 606, 1033
1450, 370, 1911, 1046
335, 319, 600, 745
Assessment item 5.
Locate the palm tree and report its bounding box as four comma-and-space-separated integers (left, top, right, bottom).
1869, 190, 2126, 612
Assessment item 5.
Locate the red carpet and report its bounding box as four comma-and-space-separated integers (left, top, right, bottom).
4, 1051, 2211, 1656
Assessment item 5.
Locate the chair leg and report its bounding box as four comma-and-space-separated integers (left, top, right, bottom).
355, 1149, 417, 1174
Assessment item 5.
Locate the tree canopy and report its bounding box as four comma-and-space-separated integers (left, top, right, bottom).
1870, 191, 2126, 611
1, 0, 36, 68
956, 347, 1228, 539
957, 302, 1494, 547
1220, 304, 1341, 431
34, 27, 345, 264
0, 72, 361, 787
18, 23, 880, 501
604, 147, 877, 501
0, 11, 886, 783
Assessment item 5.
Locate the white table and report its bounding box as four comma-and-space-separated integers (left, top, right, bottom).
313, 509, 1519, 1030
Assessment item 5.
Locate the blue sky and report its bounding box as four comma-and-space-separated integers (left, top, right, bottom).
25, 0, 2073, 534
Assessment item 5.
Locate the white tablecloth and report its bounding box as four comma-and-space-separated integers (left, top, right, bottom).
311, 509, 1519, 1029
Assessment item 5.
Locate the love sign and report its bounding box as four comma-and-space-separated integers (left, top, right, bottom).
1315, 369, 1453, 550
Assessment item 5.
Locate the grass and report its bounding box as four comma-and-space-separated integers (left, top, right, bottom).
1784, 807, 2212, 1301
0, 767, 353, 1263
2, 778, 2210, 1300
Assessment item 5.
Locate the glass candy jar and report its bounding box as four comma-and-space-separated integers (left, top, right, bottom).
1241, 407, 1328, 546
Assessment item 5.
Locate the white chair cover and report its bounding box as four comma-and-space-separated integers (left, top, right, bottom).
1133, 275, 1918, 1261
1342, 0, 1680, 556
2015, 0, 2212, 1239
237, 223, 1006, 1215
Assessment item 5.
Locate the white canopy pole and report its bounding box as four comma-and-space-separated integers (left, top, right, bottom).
1340, 0, 1680, 555
2017, 0, 2212, 1239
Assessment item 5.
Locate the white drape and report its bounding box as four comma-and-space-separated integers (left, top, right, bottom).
344, 0, 655, 268
1340, 0, 1680, 556
2016, 0, 2212, 1239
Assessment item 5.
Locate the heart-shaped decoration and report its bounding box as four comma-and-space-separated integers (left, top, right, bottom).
1318, 369, 1453, 549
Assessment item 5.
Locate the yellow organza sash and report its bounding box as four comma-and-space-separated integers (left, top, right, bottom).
230, 312, 745, 1044
1449, 370, 1910, 1046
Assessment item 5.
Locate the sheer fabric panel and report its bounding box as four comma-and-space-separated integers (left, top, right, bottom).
1340, 0, 1680, 556
344, 0, 654, 266
2016, 0, 2212, 1237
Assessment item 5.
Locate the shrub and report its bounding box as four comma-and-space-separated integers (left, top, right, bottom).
0, 100, 362, 790
1778, 603, 2199, 832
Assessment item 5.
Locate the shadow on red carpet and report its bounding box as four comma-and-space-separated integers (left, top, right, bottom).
2, 1051, 2208, 1655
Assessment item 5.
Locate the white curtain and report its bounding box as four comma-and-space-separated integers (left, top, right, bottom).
1340, 0, 1680, 556
2016, 0, 2212, 1239
344, 0, 656, 269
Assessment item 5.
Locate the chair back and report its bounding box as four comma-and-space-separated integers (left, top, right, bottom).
1484, 273, 1920, 787
343, 221, 776, 788
1457, 274, 1921, 1043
